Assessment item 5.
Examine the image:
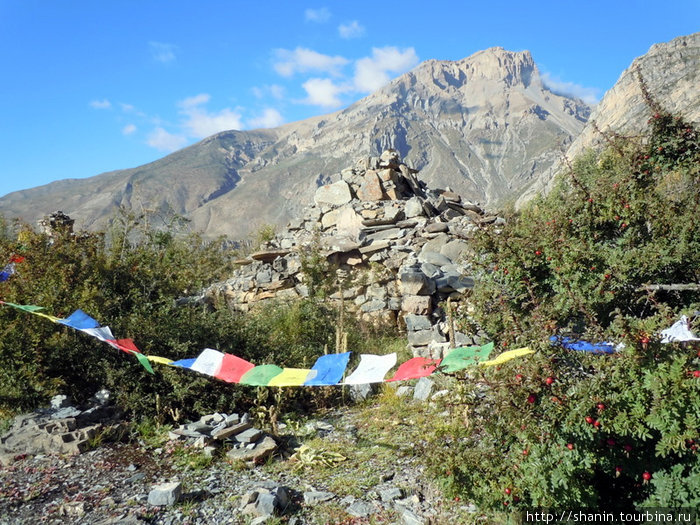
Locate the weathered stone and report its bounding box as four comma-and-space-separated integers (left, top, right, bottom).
440, 239, 471, 263
400, 508, 427, 525
401, 295, 432, 315
420, 233, 449, 253
404, 197, 424, 218
404, 314, 432, 332
399, 269, 435, 296
347, 500, 376, 518
314, 180, 353, 206
227, 435, 277, 463
360, 299, 386, 313
418, 251, 452, 268
236, 427, 263, 444
321, 209, 340, 230
396, 386, 413, 397
407, 329, 445, 346
147, 481, 182, 506
413, 377, 435, 401
425, 222, 448, 233
357, 172, 386, 201
420, 262, 441, 278
379, 487, 403, 502
250, 250, 290, 263
358, 240, 391, 254
304, 491, 335, 505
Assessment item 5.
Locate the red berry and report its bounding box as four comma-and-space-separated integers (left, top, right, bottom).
597, 403, 606, 411
523, 449, 529, 456
535, 250, 542, 256
615, 466, 623, 473
642, 471, 652, 481
566, 443, 574, 450
513, 496, 520, 503
515, 373, 523, 381
527, 394, 537, 404
641, 337, 650, 344
693, 371, 700, 378
585, 416, 594, 424
545, 376, 555, 386
505, 488, 512, 495
624, 444, 633, 452
593, 420, 601, 428
607, 438, 616, 447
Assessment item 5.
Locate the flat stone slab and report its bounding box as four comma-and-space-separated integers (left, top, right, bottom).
304, 491, 335, 505
250, 250, 290, 263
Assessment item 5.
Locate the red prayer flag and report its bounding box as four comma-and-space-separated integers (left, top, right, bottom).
387, 357, 441, 382
215, 353, 255, 383
107, 338, 141, 354
9, 255, 25, 263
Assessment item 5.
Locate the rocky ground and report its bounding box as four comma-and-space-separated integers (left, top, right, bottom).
0, 381, 482, 525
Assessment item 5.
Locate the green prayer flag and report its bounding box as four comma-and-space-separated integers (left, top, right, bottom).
239, 364, 284, 386
439, 342, 494, 373
133, 352, 155, 374
3, 302, 45, 312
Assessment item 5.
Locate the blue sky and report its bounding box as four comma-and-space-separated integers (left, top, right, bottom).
1, 1, 698, 196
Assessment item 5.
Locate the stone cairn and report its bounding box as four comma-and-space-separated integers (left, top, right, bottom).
195, 149, 504, 359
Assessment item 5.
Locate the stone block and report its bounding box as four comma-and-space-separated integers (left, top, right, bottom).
404, 314, 432, 332
413, 377, 435, 401
357, 172, 386, 201
147, 481, 182, 506
314, 181, 353, 207
236, 428, 263, 444
401, 295, 432, 315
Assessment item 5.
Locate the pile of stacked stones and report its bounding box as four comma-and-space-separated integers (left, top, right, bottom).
198, 150, 503, 359
167, 412, 277, 464
0, 391, 123, 466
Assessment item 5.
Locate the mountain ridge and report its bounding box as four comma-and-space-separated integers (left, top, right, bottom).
0, 44, 631, 238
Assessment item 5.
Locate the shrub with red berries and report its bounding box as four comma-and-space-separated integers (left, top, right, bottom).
430, 89, 700, 510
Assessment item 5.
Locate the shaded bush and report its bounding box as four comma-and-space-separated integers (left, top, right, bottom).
431, 99, 700, 509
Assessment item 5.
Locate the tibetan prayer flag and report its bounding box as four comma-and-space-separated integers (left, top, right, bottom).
79, 326, 116, 342
134, 352, 154, 374
9, 255, 25, 263
480, 347, 534, 366
304, 352, 351, 386
58, 309, 100, 330
660, 316, 700, 343
0, 263, 15, 281
189, 348, 225, 377
550, 336, 617, 354
31, 312, 63, 322
388, 357, 441, 382
240, 365, 284, 386
268, 368, 314, 387
107, 338, 141, 354
147, 355, 174, 365
171, 358, 197, 368
344, 353, 397, 384
216, 353, 255, 383
2, 301, 46, 313
439, 342, 494, 373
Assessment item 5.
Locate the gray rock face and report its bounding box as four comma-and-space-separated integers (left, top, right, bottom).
413, 377, 435, 401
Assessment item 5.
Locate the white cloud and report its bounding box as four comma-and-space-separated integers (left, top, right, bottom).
305, 7, 330, 23
301, 78, 347, 108
178, 93, 243, 137
541, 72, 600, 105
273, 47, 349, 77
122, 124, 137, 135
353, 46, 419, 92
252, 84, 286, 100
338, 20, 365, 39
149, 41, 177, 63
248, 108, 285, 129
90, 99, 111, 109
147, 127, 187, 152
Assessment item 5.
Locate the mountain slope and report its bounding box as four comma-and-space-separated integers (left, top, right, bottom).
518, 32, 700, 205
1, 47, 590, 238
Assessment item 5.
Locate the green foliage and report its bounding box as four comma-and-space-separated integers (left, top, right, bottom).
434, 101, 700, 509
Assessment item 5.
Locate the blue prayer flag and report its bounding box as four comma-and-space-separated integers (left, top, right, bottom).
304, 352, 351, 386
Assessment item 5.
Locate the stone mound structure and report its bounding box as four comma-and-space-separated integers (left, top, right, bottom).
197, 150, 500, 358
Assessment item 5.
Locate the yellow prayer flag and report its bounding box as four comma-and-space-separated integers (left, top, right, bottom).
31, 312, 62, 322
479, 347, 534, 367
147, 355, 174, 365
267, 368, 313, 387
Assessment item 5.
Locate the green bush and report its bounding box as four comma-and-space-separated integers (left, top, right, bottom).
432, 97, 700, 509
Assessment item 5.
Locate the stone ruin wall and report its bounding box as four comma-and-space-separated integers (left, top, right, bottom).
201, 150, 504, 359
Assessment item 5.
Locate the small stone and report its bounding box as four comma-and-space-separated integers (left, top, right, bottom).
347, 500, 375, 518
236, 428, 263, 444
147, 481, 182, 506
413, 377, 435, 401
400, 508, 427, 525
396, 386, 413, 397
304, 491, 335, 505
425, 222, 448, 233
314, 180, 353, 207
404, 314, 432, 332
379, 487, 403, 502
